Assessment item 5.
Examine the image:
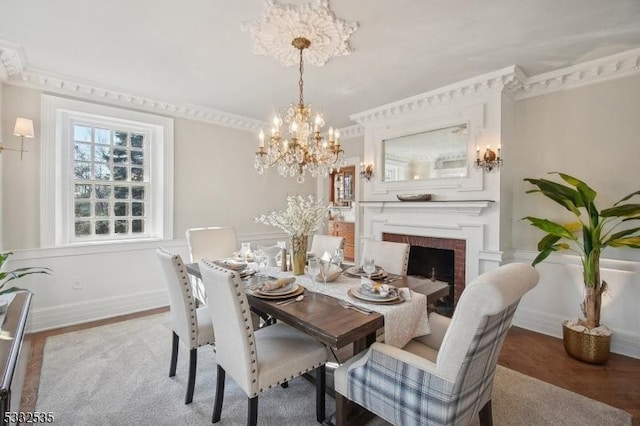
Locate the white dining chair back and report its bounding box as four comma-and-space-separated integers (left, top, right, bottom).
186, 226, 238, 262
310, 234, 345, 258
198, 259, 328, 425
333, 263, 539, 426
156, 248, 214, 404
360, 240, 410, 276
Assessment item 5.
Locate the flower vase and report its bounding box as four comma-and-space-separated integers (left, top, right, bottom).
290, 235, 308, 276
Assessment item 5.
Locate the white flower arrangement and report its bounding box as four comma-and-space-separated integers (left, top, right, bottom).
255, 195, 326, 236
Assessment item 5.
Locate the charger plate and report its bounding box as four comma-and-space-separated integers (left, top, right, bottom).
344, 266, 387, 279
255, 282, 298, 296
348, 287, 403, 305
249, 285, 305, 300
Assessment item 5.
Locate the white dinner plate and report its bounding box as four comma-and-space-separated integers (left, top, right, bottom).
345, 266, 387, 279
357, 286, 398, 300
256, 283, 298, 296
351, 286, 399, 303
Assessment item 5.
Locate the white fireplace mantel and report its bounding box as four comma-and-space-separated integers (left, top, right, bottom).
360, 200, 494, 216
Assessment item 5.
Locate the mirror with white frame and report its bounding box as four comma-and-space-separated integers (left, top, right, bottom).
382, 123, 469, 182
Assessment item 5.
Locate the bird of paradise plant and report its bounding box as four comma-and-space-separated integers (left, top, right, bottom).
523, 172, 640, 329
0, 252, 51, 295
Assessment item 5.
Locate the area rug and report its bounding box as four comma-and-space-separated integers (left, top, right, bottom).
35, 313, 632, 425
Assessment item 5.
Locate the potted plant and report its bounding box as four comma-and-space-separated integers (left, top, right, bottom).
0, 251, 50, 295
523, 172, 640, 364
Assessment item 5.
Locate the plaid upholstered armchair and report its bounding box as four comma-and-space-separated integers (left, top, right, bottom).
334, 263, 539, 426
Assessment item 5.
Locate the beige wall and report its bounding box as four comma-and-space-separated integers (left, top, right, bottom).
1, 84, 315, 250
511, 74, 640, 261
1, 84, 41, 249
173, 117, 314, 237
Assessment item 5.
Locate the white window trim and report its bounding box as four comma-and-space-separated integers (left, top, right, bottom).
41, 95, 174, 247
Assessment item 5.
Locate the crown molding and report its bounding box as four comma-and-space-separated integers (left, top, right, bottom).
350, 66, 520, 125
337, 123, 364, 140
0, 42, 266, 132
350, 48, 640, 125
512, 47, 640, 100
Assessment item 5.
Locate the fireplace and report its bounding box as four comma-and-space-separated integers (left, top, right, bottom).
383, 233, 466, 309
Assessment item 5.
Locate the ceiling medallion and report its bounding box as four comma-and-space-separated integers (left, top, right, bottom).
241, 0, 359, 67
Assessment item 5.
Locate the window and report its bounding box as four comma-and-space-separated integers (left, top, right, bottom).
41, 95, 174, 246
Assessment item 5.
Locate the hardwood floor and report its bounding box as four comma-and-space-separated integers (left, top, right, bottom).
499, 327, 640, 425
21, 310, 639, 425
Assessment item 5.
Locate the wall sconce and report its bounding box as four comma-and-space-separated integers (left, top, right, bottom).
360, 162, 374, 180
475, 145, 502, 172
2, 118, 35, 161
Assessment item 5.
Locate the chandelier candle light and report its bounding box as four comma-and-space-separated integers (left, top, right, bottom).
255, 37, 345, 183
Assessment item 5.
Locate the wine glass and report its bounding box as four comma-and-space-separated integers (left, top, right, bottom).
240, 242, 251, 262
363, 257, 376, 279
253, 249, 266, 276
307, 257, 320, 291
332, 248, 344, 269
319, 259, 332, 292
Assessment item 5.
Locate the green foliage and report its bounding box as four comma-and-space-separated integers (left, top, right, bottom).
0, 252, 51, 295
523, 173, 640, 273
523, 173, 640, 328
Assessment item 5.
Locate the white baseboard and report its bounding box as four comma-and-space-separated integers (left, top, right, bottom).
30, 289, 168, 332
513, 306, 640, 360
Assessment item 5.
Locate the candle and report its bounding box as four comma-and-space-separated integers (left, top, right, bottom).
497, 145, 501, 157
335, 129, 340, 144
314, 114, 322, 132
328, 127, 334, 142
476, 146, 480, 161
258, 129, 265, 148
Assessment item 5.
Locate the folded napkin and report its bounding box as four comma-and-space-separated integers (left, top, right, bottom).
215, 259, 248, 271
260, 277, 295, 292
361, 277, 395, 297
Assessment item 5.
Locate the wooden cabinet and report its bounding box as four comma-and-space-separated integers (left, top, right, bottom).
330, 166, 355, 206
329, 220, 355, 261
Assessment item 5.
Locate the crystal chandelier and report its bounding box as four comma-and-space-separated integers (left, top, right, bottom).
254, 37, 345, 183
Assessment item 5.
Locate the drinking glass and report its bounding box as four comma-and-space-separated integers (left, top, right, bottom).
363, 257, 376, 279
332, 248, 344, 269
307, 257, 320, 291
240, 242, 251, 262
319, 259, 332, 292
253, 249, 266, 276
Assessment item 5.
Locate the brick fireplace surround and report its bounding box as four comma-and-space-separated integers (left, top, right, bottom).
383, 233, 466, 305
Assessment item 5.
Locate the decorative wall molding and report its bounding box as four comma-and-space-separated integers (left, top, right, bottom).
3, 38, 639, 133
360, 200, 494, 216
30, 289, 168, 332
337, 123, 364, 140
241, 0, 359, 67
0, 42, 266, 132
350, 48, 640, 125
350, 66, 519, 125
513, 47, 640, 100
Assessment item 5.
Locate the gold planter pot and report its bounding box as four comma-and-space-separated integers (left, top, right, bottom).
562, 321, 611, 365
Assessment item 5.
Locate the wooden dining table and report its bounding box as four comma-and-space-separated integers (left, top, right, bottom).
185, 262, 385, 354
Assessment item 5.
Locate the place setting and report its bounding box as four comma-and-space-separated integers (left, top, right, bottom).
247, 277, 305, 300
212, 258, 257, 279
348, 278, 405, 305
343, 257, 387, 280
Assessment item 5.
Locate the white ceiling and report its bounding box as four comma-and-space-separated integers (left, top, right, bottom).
1, 0, 640, 129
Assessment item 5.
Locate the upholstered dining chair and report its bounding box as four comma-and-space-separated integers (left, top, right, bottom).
186, 226, 239, 304
309, 234, 345, 258
156, 248, 215, 405
334, 263, 539, 426
360, 240, 410, 276
198, 259, 328, 426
